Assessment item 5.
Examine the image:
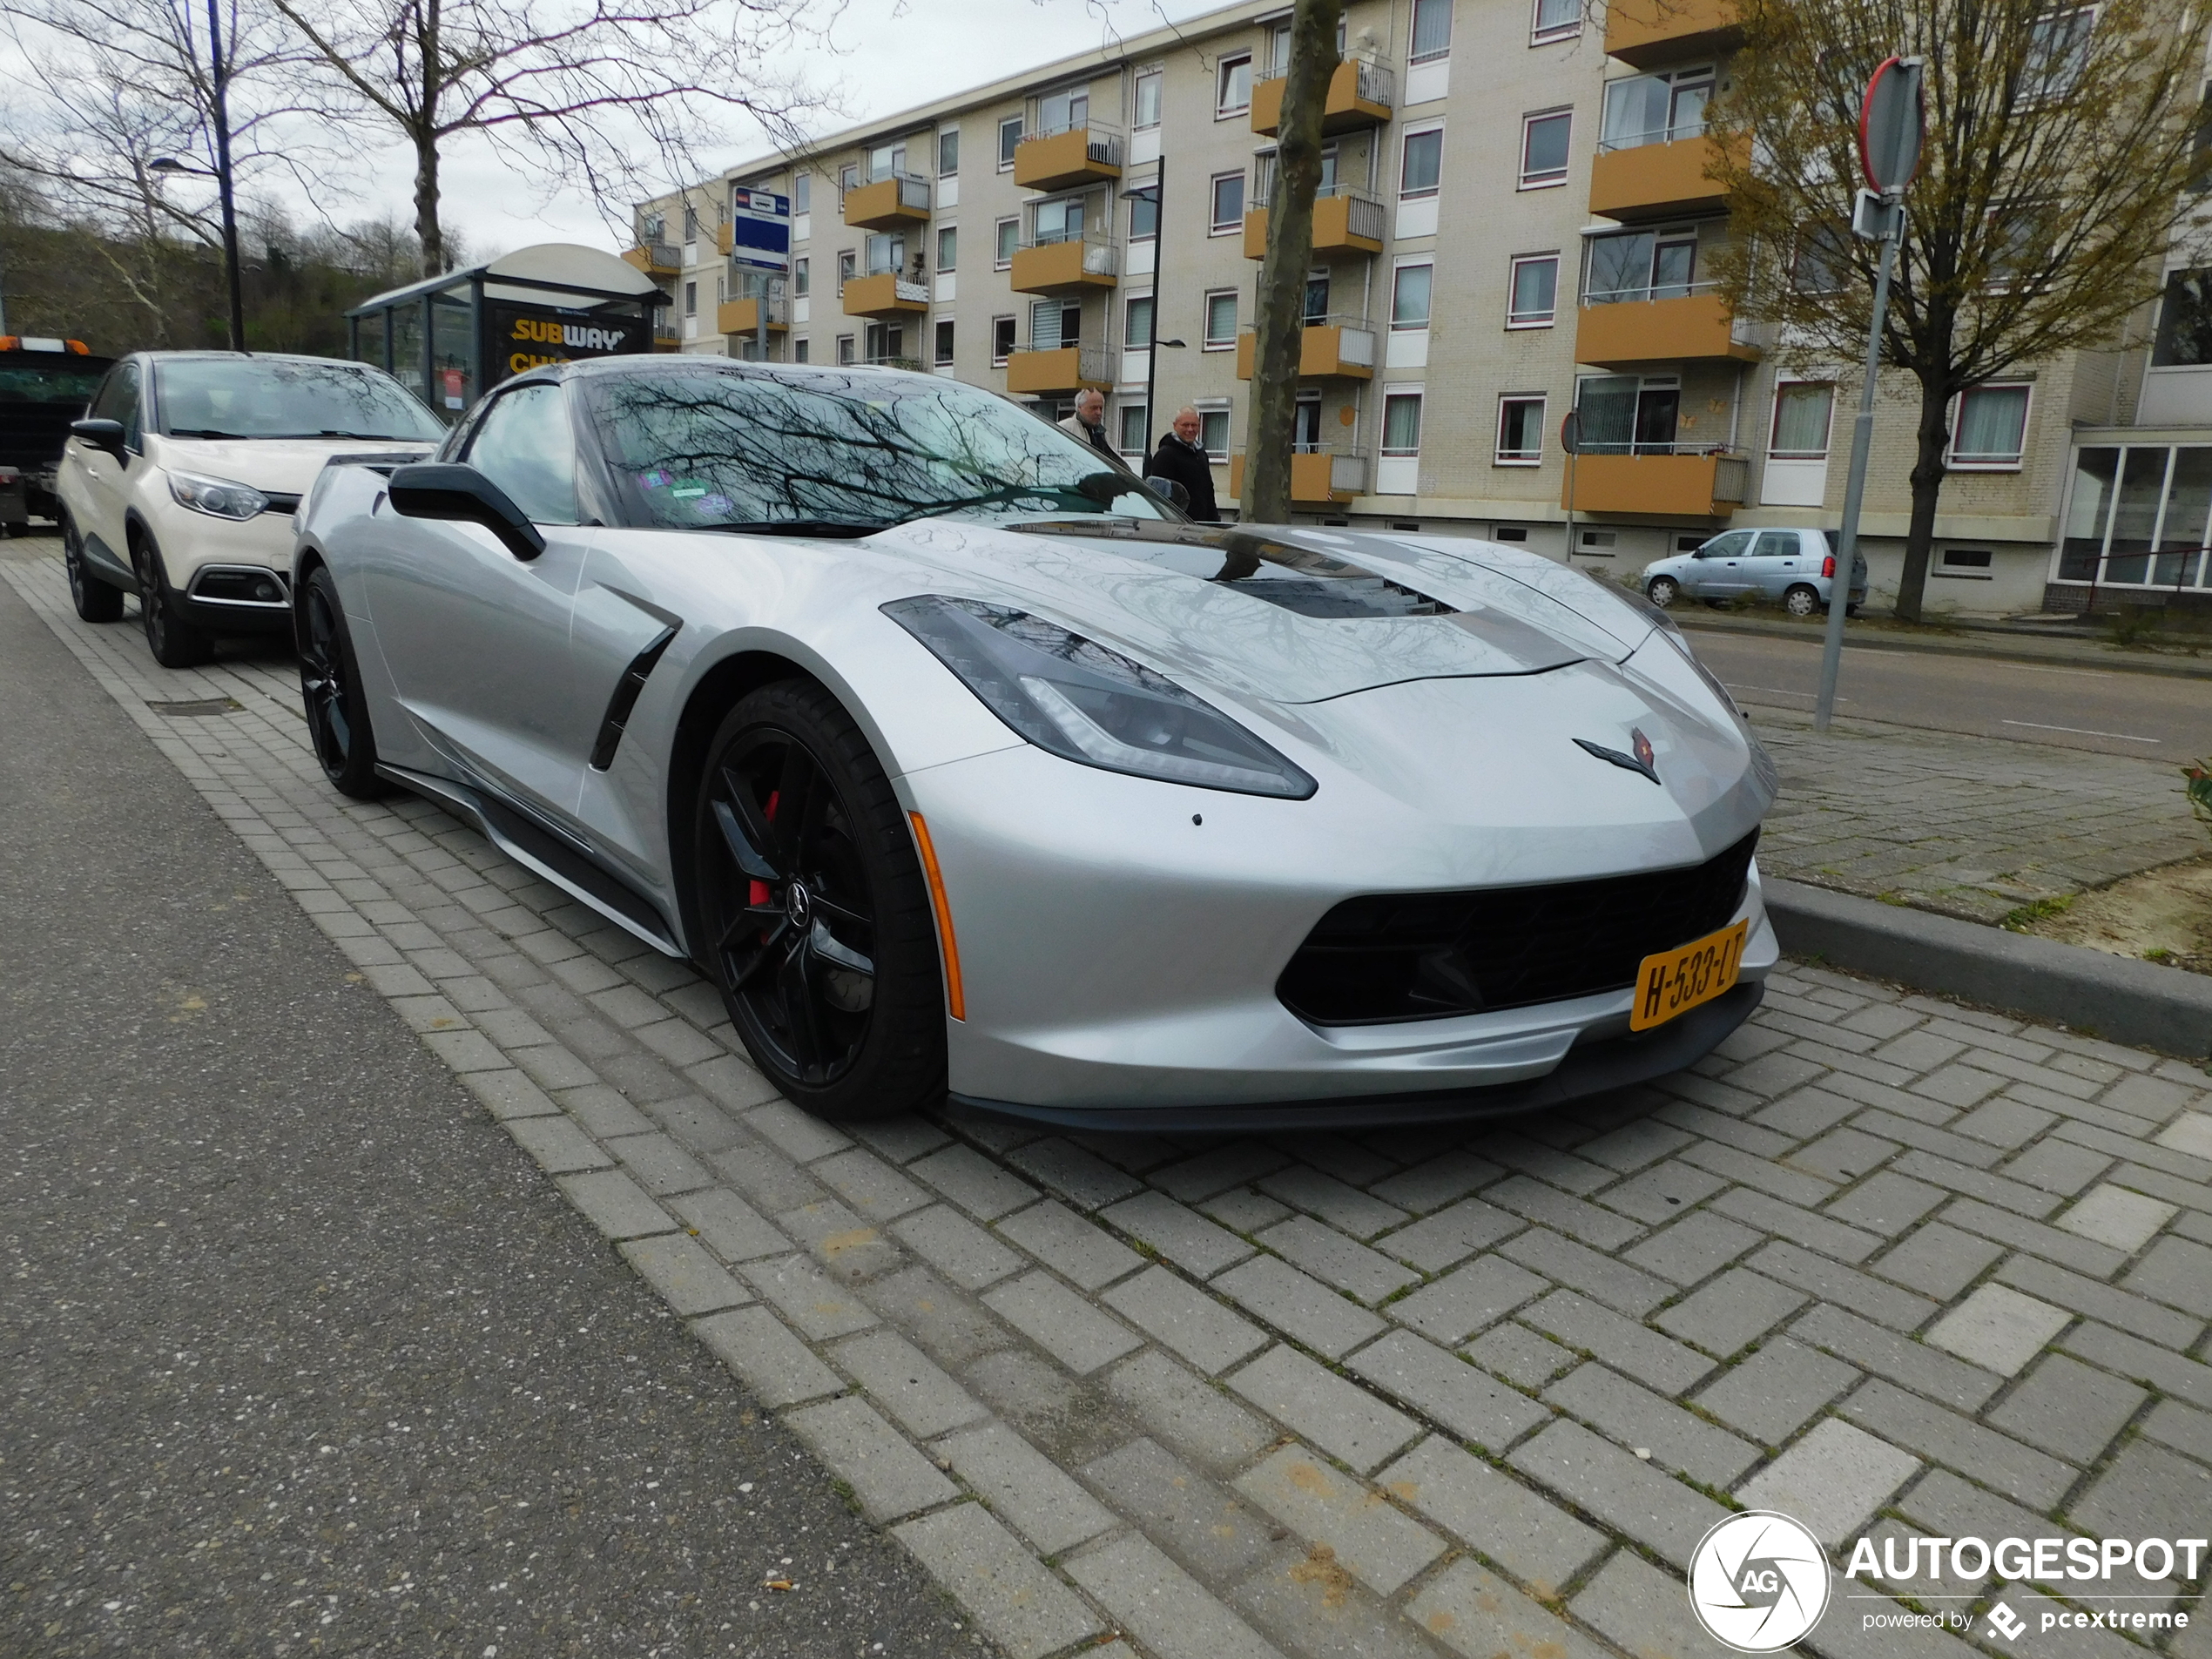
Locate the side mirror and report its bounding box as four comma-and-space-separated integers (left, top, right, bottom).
71, 418, 126, 462
1143, 475, 1190, 511
386, 462, 546, 561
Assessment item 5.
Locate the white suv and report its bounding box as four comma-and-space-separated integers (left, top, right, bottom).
57, 352, 442, 666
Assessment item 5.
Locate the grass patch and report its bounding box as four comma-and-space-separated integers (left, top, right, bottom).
2002, 894, 2076, 933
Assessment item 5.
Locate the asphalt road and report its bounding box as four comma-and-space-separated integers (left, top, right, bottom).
0, 566, 989, 1656
1680, 626, 2212, 758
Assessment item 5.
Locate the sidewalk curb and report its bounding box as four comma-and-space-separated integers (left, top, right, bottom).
1765, 877, 2212, 1058
1674, 612, 2212, 682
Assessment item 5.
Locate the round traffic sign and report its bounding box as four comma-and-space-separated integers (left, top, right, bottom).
1859, 56, 1925, 194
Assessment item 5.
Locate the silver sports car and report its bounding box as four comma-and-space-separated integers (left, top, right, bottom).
293, 357, 1778, 1128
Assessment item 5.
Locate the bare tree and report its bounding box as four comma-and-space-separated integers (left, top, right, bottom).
265, 0, 839, 277
1240, 0, 1343, 524
1710, 0, 2212, 620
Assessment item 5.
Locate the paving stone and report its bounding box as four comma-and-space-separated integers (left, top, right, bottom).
1622, 1210, 1761, 1286
1103, 1266, 1269, 1374
999, 1136, 1144, 1211
2058, 1182, 2179, 1253
707, 1138, 827, 1216
671, 1185, 789, 1262
1368, 1150, 1504, 1214
556, 1168, 677, 1241
2141, 1395, 2212, 1463
1213, 1254, 1384, 1359
1544, 1361, 1759, 1487
616, 1231, 751, 1316
1575, 1117, 1696, 1172
1571, 1549, 1718, 1659
1374, 1197, 1522, 1272
894, 1503, 1106, 1659
828, 1325, 987, 1439
1994, 1254, 2201, 1350
1386, 1254, 1548, 1345
1680, 1139, 1838, 1207
1735, 1417, 1921, 1545
1200, 1188, 1292, 1233
2123, 1235, 2212, 1318
1939, 1196, 2129, 1278
1256, 1165, 1408, 1239
937, 1421, 1115, 1555
1839, 1379, 2076, 1510
1506, 1418, 1726, 1570
1104, 1349, 1276, 1475
740, 1251, 878, 1339
995, 1197, 1143, 1291
462, 1068, 562, 1121
691, 1305, 844, 1406
2072, 1438, 2212, 1548
1480, 1135, 1615, 1195
1409, 1558, 1615, 1659
1712, 1186, 1885, 1264
1229, 1345, 1421, 1474
776, 1197, 902, 1280
1234, 1444, 1445, 1596
1256, 1214, 1419, 1304
1595, 1159, 1729, 1226
2060, 1320, 2212, 1413
741, 1097, 853, 1163
809, 1145, 931, 1222
1953, 1096, 2059, 1149
1795, 1306, 2002, 1419
1500, 1226, 1671, 1318
1082, 1437, 1278, 1581
1149, 1143, 1291, 1203
1693, 1336, 1860, 1447
783, 1394, 956, 1522
1480, 1175, 1642, 1251
1231, 1549, 1441, 1659
847, 1116, 953, 1164
504, 1112, 610, 1174
1064, 1533, 1285, 1659
1102, 1190, 1254, 1278
1749, 1240, 1939, 1332
909, 1142, 1039, 1221
1654, 1267, 1808, 1359
981, 1270, 1141, 1375
1871, 1222, 2006, 1302
1521, 1289, 1716, 1396
1925, 1282, 2073, 1376
1790, 1125, 1906, 1184
1892, 1149, 2064, 1218
1462, 1323, 1580, 1391
1986, 1351, 2148, 1465
1376, 1434, 1604, 1597
1751, 1083, 1864, 1140
2156, 1110, 2212, 1160
887, 1203, 1022, 1291
1825, 1170, 1950, 1238
1347, 1330, 1550, 1453
2000, 1137, 2114, 1197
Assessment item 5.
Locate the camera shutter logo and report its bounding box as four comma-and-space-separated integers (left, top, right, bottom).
1688, 1512, 1832, 1651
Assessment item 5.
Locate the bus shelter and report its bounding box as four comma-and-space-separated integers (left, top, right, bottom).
347, 243, 664, 417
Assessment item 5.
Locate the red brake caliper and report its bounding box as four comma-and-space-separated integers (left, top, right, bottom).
748, 791, 780, 912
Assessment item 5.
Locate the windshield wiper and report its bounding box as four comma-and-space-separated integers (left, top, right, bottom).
690, 519, 889, 539
165, 427, 249, 439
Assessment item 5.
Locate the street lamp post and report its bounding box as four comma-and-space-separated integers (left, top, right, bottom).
1119, 164, 1186, 464
150, 0, 245, 352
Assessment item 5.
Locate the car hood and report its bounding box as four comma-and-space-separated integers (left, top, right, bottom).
145, 434, 435, 494
861, 518, 1656, 705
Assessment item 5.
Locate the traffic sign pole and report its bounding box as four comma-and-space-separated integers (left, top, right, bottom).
1815, 214, 1896, 731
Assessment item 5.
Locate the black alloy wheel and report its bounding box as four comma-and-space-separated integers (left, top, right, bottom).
62, 510, 124, 623
299, 565, 383, 798
132, 535, 212, 668
694, 680, 945, 1121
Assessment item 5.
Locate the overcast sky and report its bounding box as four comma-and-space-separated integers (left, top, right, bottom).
356, 0, 1217, 262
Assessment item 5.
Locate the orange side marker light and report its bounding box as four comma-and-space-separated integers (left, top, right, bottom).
907, 812, 965, 1022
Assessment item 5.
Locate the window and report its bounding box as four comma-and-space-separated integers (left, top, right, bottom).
1217, 52, 1251, 116
1134, 69, 1163, 130
1585, 229, 1696, 303
934, 319, 955, 366
1984, 206, 2047, 289
1769, 381, 1836, 460
792, 174, 810, 215
1030, 298, 1080, 348
468, 383, 578, 525
836, 334, 855, 366
992, 316, 1016, 363
1392, 263, 1433, 330
864, 232, 906, 277
641, 212, 666, 242
794, 338, 810, 363
1034, 196, 1086, 244
792, 257, 810, 297
1211, 172, 1245, 232
1125, 295, 1155, 348
1507, 254, 1558, 326
996, 218, 1019, 267
998, 115, 1022, 169
683, 280, 697, 317
1532, 0, 1580, 41
1791, 223, 1851, 293
2155, 268, 2212, 366
1305, 271, 1330, 323
867, 141, 906, 183
839, 164, 858, 198
716, 273, 726, 307
837, 250, 856, 293
1382, 393, 1424, 455
1601, 68, 1712, 151
683, 205, 698, 240
1039, 84, 1089, 133
2020, 7, 2094, 101
1400, 127, 1443, 199
939, 129, 960, 176
1198, 408, 1230, 458
2192, 89, 2212, 193
1118, 403, 1149, 455
1130, 190, 1159, 240
1204, 290, 1238, 348
1520, 111, 1571, 187
1497, 396, 1545, 464
937, 226, 957, 273
1943, 548, 1994, 568
1950, 384, 2031, 469
1411, 0, 1453, 62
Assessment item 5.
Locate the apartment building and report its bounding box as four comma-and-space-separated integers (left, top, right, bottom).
627, 0, 2204, 618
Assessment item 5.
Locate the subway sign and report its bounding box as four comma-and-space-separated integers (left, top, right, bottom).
489, 300, 644, 381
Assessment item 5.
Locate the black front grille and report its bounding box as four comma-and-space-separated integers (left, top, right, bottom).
1277, 830, 1758, 1026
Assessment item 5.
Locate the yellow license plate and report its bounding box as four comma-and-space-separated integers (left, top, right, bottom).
1630, 918, 1750, 1032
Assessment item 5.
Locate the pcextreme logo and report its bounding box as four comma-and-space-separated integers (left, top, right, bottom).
1688, 1512, 1831, 1651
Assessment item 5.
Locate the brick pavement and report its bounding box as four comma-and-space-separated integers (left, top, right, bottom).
15, 549, 2212, 1659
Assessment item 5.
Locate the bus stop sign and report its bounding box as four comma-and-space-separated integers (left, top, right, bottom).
726, 186, 792, 275
1859, 56, 1925, 196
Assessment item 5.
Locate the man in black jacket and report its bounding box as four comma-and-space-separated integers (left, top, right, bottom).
1148, 406, 1220, 521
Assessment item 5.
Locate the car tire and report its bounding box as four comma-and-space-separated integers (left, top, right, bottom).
1784, 583, 1820, 617
62, 509, 124, 623
299, 565, 384, 799
1846, 603, 1863, 618
692, 679, 946, 1122
132, 533, 213, 669
1645, 576, 1679, 608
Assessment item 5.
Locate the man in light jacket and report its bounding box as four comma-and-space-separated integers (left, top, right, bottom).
1056, 388, 1117, 462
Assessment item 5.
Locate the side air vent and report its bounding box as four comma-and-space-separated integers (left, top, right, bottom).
588, 626, 678, 771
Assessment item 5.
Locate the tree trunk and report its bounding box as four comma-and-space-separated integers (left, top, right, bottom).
1241, 0, 1342, 525
413, 132, 443, 278
1892, 369, 1952, 623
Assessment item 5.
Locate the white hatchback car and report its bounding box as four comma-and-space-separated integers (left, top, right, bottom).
57, 352, 443, 665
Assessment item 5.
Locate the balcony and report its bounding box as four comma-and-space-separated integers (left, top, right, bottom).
1563, 449, 1749, 516
1012, 125, 1123, 192
1010, 233, 1119, 293
1228, 448, 1368, 504
624, 240, 680, 277
1604, 0, 1740, 66
1242, 186, 1387, 260
1573, 288, 1760, 368
1005, 344, 1115, 395
845, 172, 931, 230
1588, 129, 1745, 220
1233, 317, 1377, 381
842, 273, 930, 318
718, 295, 789, 335
1250, 57, 1395, 136
651, 324, 680, 353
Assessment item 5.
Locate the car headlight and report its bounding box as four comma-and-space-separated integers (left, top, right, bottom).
166, 470, 269, 520
883, 595, 1317, 799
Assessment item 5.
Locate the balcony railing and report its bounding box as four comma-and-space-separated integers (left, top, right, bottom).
1562, 449, 1750, 516
625, 240, 681, 275
1012, 124, 1124, 191
1245, 182, 1388, 246
1228, 446, 1369, 502
1010, 233, 1120, 291
1582, 275, 1722, 307
1251, 57, 1396, 136
1233, 315, 1378, 380
862, 353, 928, 371
845, 172, 932, 228
1596, 118, 1709, 153
1004, 343, 1115, 394
1028, 118, 1123, 161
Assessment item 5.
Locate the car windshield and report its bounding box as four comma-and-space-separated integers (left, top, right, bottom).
583, 366, 1178, 533
155, 358, 445, 441
0, 361, 107, 405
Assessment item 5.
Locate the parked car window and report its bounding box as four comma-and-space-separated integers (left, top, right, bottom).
154, 358, 442, 442
89, 361, 144, 446
1696, 530, 1751, 558
1752, 531, 1800, 559
465, 381, 580, 524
